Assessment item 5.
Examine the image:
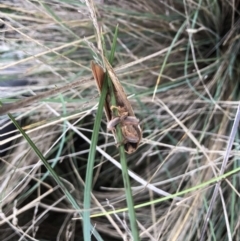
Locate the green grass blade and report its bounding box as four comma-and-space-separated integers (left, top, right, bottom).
107, 25, 140, 241
8, 113, 103, 241
82, 25, 120, 241
108, 25, 119, 62
18, 94, 67, 200
82, 71, 107, 241
153, 21, 186, 99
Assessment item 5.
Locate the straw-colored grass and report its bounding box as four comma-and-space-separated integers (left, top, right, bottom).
1, 0, 240, 240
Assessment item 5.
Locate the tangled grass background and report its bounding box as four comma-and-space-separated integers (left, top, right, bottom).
1, 1, 240, 240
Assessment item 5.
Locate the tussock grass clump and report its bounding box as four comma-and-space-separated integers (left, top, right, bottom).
1, 1, 240, 240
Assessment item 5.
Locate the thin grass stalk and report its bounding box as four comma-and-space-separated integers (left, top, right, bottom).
106, 26, 140, 241
8, 113, 103, 241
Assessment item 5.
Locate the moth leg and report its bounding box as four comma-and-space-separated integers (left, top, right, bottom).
107, 117, 121, 130
110, 105, 120, 114
110, 105, 128, 118
108, 115, 139, 132
110, 105, 120, 110
121, 116, 139, 126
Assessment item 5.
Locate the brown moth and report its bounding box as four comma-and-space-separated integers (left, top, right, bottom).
91, 61, 142, 154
